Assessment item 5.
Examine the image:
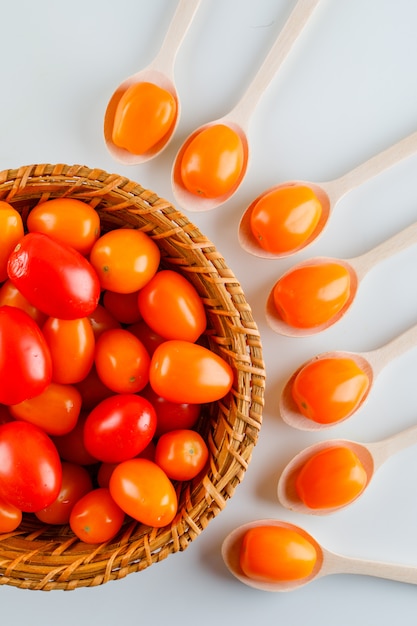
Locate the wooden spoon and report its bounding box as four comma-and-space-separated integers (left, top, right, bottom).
222, 519, 417, 591
266, 219, 417, 337
280, 322, 417, 431
171, 0, 321, 212
277, 423, 417, 515
104, 0, 201, 164
239, 128, 417, 258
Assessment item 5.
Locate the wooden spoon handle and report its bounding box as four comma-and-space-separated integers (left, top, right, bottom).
150, 0, 202, 76
323, 549, 417, 585
365, 322, 417, 375
368, 423, 417, 468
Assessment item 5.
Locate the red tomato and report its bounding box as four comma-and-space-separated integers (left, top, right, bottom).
89, 229, 160, 293
150, 340, 233, 403
7, 232, 101, 320
142, 385, 201, 437
109, 458, 178, 527
74, 366, 114, 411
0, 421, 62, 512
88, 303, 121, 339
52, 411, 99, 466
27, 198, 101, 255
9, 382, 82, 435
102, 289, 142, 324
0, 305, 52, 405
35, 461, 93, 525
155, 429, 209, 481
0, 279, 48, 327
0, 405, 13, 426
97, 441, 156, 488
69, 487, 125, 544
42, 316, 95, 384
0, 496, 22, 533
94, 328, 150, 394
83, 394, 157, 463
137, 269, 207, 342
127, 320, 166, 355
0, 201, 24, 282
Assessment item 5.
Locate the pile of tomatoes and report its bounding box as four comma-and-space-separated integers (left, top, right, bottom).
0, 197, 233, 544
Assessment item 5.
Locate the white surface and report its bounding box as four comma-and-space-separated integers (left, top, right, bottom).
2, 0, 417, 622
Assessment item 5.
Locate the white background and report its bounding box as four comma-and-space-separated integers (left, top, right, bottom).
2, 0, 417, 623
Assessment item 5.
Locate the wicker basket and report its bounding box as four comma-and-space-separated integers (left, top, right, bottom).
0, 163, 265, 591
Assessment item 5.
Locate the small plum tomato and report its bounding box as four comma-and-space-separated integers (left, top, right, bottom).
52, 411, 99, 466
142, 385, 201, 437
0, 421, 62, 512
35, 461, 93, 525
94, 328, 150, 394
249, 185, 322, 254
127, 320, 166, 356
89, 229, 160, 293
272, 262, 351, 328
112, 81, 177, 155
42, 316, 95, 385
7, 232, 101, 320
69, 487, 125, 544
74, 366, 114, 411
88, 303, 121, 340
150, 340, 233, 403
26, 198, 100, 255
240, 525, 318, 582
97, 441, 156, 488
137, 269, 206, 342
0, 201, 24, 283
155, 429, 209, 481
292, 357, 370, 424
109, 458, 178, 527
295, 445, 368, 510
0, 279, 48, 327
0, 496, 22, 533
180, 123, 245, 198
102, 289, 142, 324
83, 394, 157, 463
9, 382, 82, 436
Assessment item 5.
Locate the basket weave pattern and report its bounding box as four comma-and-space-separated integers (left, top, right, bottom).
0, 163, 265, 590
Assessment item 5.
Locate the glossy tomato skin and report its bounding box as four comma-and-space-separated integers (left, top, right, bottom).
141, 385, 201, 437
150, 340, 234, 403
0, 305, 52, 405
42, 316, 95, 384
0, 279, 48, 327
137, 269, 207, 342
7, 232, 101, 320
155, 429, 209, 481
52, 411, 98, 466
0, 421, 62, 512
0, 496, 22, 532
83, 394, 157, 463
109, 458, 177, 527
69, 487, 125, 544
0, 201, 24, 282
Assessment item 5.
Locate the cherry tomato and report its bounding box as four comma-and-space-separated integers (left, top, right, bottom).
0, 421, 62, 512
249, 185, 322, 253
240, 525, 317, 582
109, 458, 177, 527
155, 429, 209, 481
35, 461, 93, 525
0, 496, 22, 533
88, 303, 121, 339
52, 411, 98, 466
75, 366, 114, 411
292, 357, 370, 424
89, 229, 160, 293
0, 306, 52, 405
7, 232, 101, 320
83, 394, 157, 463
42, 316, 95, 384
141, 385, 201, 437
180, 124, 244, 198
69, 487, 125, 544
272, 262, 351, 328
295, 445, 368, 509
94, 328, 150, 394
127, 320, 166, 355
0, 279, 47, 326
137, 269, 207, 342
27, 198, 100, 255
9, 382, 82, 435
150, 340, 233, 403
97, 441, 156, 488
112, 81, 177, 155
102, 289, 142, 324
0, 201, 24, 282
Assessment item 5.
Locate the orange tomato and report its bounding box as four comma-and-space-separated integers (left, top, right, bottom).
0, 201, 24, 282
250, 185, 322, 253
273, 262, 351, 328
137, 269, 207, 342
127, 320, 166, 356
0, 279, 47, 326
112, 81, 177, 155
89, 229, 160, 293
180, 124, 244, 198
94, 328, 150, 394
240, 525, 317, 582
42, 316, 95, 384
27, 198, 100, 255
109, 458, 178, 527
295, 446, 368, 509
102, 289, 142, 324
75, 365, 114, 411
52, 411, 98, 466
9, 382, 82, 435
88, 303, 121, 339
155, 429, 209, 481
0, 496, 22, 533
141, 385, 201, 437
69, 487, 125, 544
292, 357, 370, 424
